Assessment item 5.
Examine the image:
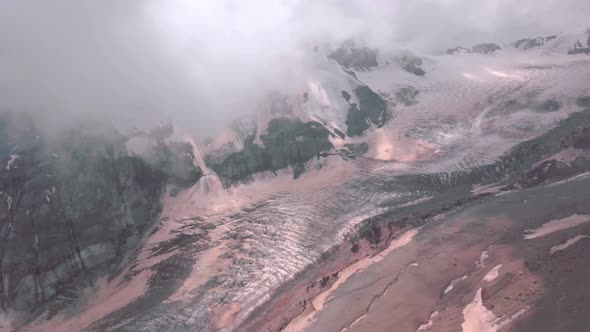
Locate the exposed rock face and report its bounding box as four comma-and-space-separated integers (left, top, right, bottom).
157, 141, 204, 188
203, 119, 256, 167
329, 43, 426, 76
569, 31, 590, 55
513, 35, 558, 49
471, 43, 502, 54
209, 118, 333, 183
344, 86, 391, 136
535, 98, 562, 113
504, 124, 590, 189
329, 44, 379, 70
397, 54, 426, 76
0, 113, 200, 324
569, 40, 590, 55
447, 43, 502, 54
128, 123, 204, 189
568, 48, 590, 55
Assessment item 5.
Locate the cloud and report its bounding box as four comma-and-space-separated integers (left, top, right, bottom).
0, 0, 198, 131
0, 0, 588, 135
149, 0, 590, 53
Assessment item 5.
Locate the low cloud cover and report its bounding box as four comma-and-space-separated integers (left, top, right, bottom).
0, 0, 588, 134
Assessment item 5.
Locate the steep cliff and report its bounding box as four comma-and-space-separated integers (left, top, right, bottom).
0, 113, 201, 324
210, 118, 333, 182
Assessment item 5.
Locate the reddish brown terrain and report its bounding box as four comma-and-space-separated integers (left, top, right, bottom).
247, 175, 590, 332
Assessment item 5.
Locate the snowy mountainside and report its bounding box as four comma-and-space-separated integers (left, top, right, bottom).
200, 35, 590, 186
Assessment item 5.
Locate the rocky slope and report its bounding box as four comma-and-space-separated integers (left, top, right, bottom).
448, 29, 590, 56
0, 115, 201, 329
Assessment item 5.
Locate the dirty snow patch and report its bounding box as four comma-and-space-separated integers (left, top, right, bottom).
524, 215, 590, 239
550, 235, 590, 254
417, 311, 439, 331
476, 250, 489, 268
462, 288, 526, 332
483, 264, 502, 282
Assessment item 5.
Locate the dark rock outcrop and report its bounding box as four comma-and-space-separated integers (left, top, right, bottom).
447, 43, 502, 55
0, 113, 200, 324
535, 98, 562, 113
569, 39, 590, 55
446, 46, 470, 55
329, 44, 379, 70
344, 86, 391, 137
577, 96, 590, 108
513, 35, 557, 49
512, 125, 590, 189
398, 54, 426, 76
396, 86, 420, 106
569, 33, 590, 55
149, 140, 203, 189
329, 44, 426, 76
339, 143, 369, 160
210, 118, 333, 182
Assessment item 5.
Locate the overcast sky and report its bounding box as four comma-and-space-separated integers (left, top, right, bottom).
0, 0, 588, 134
